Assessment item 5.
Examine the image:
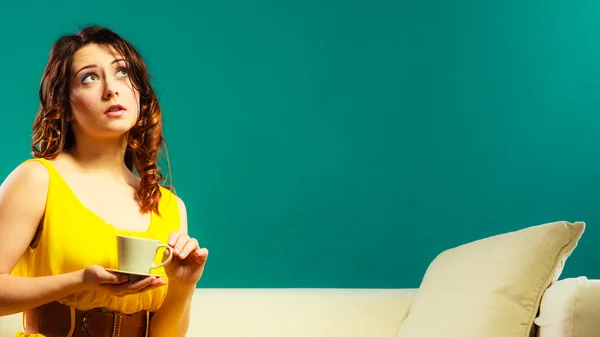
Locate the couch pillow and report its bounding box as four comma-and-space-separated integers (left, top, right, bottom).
395, 221, 585, 337
535, 276, 600, 337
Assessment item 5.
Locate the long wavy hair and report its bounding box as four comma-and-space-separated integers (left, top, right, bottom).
31, 25, 172, 215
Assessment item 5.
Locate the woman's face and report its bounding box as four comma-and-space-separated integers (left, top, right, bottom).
69, 43, 140, 140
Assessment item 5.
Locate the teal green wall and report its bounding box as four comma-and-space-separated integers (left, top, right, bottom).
1, 1, 599, 288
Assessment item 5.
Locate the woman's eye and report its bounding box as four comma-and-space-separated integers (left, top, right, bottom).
117, 69, 129, 77
82, 74, 99, 83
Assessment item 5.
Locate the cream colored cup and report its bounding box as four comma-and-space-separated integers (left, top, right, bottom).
116, 235, 173, 274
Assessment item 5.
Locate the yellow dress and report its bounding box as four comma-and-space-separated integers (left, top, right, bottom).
10, 158, 181, 337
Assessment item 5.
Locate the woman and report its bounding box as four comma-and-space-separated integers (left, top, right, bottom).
0, 25, 208, 336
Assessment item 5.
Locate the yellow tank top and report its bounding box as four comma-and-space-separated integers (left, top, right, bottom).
10, 158, 181, 336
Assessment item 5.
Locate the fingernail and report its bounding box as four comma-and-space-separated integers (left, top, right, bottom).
174, 248, 180, 254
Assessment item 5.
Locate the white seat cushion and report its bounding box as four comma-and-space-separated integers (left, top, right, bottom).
535, 276, 600, 337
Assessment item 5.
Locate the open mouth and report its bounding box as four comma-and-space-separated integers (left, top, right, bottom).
105, 104, 126, 116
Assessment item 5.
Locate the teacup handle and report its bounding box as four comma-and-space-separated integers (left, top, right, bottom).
151, 244, 173, 270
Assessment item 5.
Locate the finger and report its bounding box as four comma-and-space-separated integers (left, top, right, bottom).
102, 270, 129, 284
109, 279, 166, 297
172, 234, 190, 257
162, 248, 174, 266
107, 276, 160, 294
129, 276, 164, 290
110, 276, 154, 291
178, 238, 199, 259
190, 248, 209, 265
167, 231, 180, 246
162, 248, 173, 263
133, 279, 168, 294
133, 277, 167, 289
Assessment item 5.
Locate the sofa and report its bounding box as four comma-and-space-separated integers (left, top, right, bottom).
1, 220, 597, 336
0, 280, 599, 337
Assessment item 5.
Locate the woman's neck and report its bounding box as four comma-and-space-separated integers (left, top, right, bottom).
67, 133, 130, 179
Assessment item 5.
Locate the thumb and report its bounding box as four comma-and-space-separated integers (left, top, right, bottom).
103, 271, 129, 284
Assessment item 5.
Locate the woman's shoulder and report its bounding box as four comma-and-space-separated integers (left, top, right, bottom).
2, 158, 51, 191
157, 185, 187, 230
0, 159, 50, 245
157, 184, 184, 208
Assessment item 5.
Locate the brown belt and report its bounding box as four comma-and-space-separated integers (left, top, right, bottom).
24, 301, 149, 337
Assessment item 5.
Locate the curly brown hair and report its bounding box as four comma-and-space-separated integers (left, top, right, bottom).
31, 25, 172, 215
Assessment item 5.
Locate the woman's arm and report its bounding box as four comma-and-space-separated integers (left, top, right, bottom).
0, 161, 165, 316
149, 197, 205, 336
0, 161, 78, 316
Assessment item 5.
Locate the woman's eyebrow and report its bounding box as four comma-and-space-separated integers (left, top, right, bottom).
75, 58, 127, 76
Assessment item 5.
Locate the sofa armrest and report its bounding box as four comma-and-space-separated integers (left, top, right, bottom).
535, 277, 600, 337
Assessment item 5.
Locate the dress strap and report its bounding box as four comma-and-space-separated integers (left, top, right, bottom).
24, 157, 57, 175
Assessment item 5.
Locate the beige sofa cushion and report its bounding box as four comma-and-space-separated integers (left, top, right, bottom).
535, 277, 600, 337
187, 288, 415, 337
395, 221, 585, 337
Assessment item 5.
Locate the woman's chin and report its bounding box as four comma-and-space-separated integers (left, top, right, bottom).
93, 125, 137, 139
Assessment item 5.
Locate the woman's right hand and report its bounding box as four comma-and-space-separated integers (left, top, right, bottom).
80, 265, 167, 297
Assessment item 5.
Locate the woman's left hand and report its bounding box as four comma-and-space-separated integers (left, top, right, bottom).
162, 231, 209, 288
